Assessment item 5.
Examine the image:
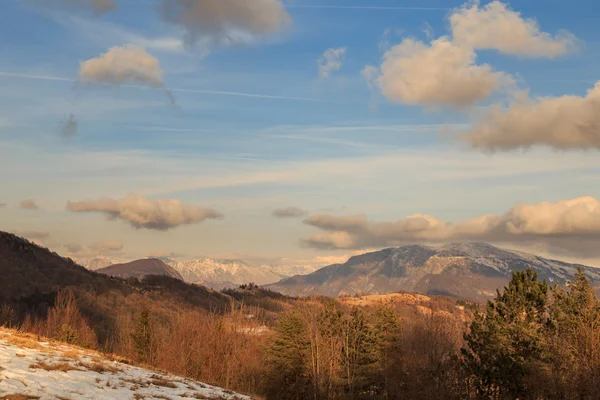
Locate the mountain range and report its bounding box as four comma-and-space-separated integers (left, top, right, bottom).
265, 242, 600, 302
96, 258, 184, 280
76, 255, 320, 288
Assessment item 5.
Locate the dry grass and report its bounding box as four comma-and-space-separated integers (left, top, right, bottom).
133, 394, 146, 400
0, 395, 41, 400
77, 361, 121, 374
6, 335, 43, 350
60, 350, 81, 359
29, 361, 80, 372
149, 375, 178, 388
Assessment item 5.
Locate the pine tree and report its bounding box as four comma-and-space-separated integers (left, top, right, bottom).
462, 268, 549, 399
131, 309, 153, 363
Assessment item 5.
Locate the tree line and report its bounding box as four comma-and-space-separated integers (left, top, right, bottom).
2, 268, 600, 399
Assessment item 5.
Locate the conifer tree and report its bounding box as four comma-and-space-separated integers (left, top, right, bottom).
462, 268, 549, 399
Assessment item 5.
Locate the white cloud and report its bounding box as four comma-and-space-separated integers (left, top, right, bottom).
78, 44, 164, 88
370, 37, 512, 107
19, 199, 39, 210
301, 196, 600, 257
450, 0, 577, 58
317, 47, 347, 78
159, 0, 291, 47
463, 82, 600, 150
66, 194, 223, 231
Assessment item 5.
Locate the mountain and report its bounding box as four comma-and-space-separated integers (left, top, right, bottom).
98, 258, 184, 280
265, 242, 600, 302
166, 258, 318, 286
72, 255, 127, 270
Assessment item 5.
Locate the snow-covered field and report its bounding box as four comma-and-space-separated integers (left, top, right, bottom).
0, 329, 251, 400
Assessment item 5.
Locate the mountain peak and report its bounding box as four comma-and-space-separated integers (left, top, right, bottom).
266, 243, 600, 301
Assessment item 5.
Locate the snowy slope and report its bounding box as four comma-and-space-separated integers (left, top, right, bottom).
0, 329, 251, 400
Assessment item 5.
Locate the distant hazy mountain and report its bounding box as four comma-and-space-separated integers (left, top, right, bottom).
265, 243, 600, 302
97, 258, 184, 280
73, 255, 127, 271
165, 258, 318, 286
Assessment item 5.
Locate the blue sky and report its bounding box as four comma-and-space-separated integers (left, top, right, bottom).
2, 0, 600, 266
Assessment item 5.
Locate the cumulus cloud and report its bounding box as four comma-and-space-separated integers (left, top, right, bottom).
301, 196, 600, 257
463, 82, 600, 151
89, 241, 124, 252
317, 47, 347, 78
159, 0, 291, 47
450, 1, 577, 58
272, 207, 307, 218
19, 199, 39, 210
79, 44, 164, 88
61, 114, 78, 137
369, 37, 512, 107
66, 194, 223, 231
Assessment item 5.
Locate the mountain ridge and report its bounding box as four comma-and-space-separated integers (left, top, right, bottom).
265, 242, 600, 301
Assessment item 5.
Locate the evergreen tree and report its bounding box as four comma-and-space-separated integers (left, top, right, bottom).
462, 268, 549, 399
131, 308, 153, 363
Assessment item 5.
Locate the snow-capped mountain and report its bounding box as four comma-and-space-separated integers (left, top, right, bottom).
71, 255, 127, 271
165, 258, 319, 286
265, 242, 600, 301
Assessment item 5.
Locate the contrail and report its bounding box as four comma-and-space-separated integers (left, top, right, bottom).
285, 5, 449, 11
0, 71, 328, 102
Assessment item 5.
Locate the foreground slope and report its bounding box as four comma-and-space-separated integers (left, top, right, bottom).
97, 258, 184, 281
266, 242, 600, 301
0, 328, 250, 400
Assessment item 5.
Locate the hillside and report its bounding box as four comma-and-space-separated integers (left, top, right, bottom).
265, 242, 600, 301
98, 258, 184, 280
0, 328, 250, 400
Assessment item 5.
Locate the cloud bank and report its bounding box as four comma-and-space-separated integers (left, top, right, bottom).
159, 0, 291, 46
66, 194, 223, 231
463, 82, 600, 151
450, 0, 577, 58
19, 200, 39, 210
301, 196, 600, 257
317, 47, 346, 78
272, 207, 307, 218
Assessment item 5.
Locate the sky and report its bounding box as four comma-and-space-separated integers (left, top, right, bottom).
2, 0, 600, 267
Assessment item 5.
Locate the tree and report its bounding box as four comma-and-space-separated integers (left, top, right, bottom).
131, 308, 154, 364
462, 268, 549, 399
266, 311, 312, 400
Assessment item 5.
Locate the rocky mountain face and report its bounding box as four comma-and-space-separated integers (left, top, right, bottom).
97, 258, 184, 280
265, 243, 600, 302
